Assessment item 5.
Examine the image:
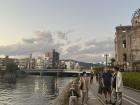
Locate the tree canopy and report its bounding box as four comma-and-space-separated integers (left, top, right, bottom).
6, 62, 19, 73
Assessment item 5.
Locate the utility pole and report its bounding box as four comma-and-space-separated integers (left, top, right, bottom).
104, 54, 109, 67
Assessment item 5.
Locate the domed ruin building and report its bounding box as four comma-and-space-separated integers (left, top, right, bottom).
115, 9, 140, 70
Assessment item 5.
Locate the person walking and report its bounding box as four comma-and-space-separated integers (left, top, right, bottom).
98, 71, 103, 95
79, 72, 90, 105
96, 73, 99, 82
90, 70, 94, 84
112, 66, 123, 105
102, 67, 112, 104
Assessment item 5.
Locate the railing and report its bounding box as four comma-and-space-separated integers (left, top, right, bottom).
21, 69, 91, 74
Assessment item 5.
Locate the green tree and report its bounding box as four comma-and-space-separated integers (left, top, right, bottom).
110, 58, 115, 66
6, 62, 19, 73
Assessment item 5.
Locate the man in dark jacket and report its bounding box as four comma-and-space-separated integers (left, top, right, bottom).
102, 67, 112, 104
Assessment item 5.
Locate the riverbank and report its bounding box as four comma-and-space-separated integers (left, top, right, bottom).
52, 81, 73, 105
52, 78, 81, 105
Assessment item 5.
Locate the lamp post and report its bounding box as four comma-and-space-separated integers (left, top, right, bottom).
104, 54, 109, 67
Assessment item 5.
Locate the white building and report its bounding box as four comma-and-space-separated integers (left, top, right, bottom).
74, 62, 81, 70
35, 57, 44, 69
18, 58, 28, 69
60, 60, 81, 70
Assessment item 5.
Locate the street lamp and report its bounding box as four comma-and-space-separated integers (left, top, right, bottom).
104, 54, 110, 66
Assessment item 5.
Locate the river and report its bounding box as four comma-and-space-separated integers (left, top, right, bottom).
0, 76, 74, 105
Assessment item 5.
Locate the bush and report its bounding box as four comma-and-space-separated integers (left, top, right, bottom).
123, 72, 140, 90
94, 67, 104, 74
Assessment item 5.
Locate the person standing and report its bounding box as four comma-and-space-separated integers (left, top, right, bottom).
96, 73, 99, 82
102, 67, 112, 104
112, 68, 117, 105
112, 66, 123, 105
79, 73, 83, 102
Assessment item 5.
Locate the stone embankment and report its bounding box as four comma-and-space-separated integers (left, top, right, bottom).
52, 81, 73, 105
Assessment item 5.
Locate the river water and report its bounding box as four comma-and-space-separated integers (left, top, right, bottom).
0, 76, 74, 105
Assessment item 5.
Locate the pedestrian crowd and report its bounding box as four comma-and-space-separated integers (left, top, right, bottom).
97, 66, 123, 105
69, 66, 123, 105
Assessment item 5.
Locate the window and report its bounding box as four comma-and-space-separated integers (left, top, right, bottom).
123, 53, 127, 62
122, 40, 126, 48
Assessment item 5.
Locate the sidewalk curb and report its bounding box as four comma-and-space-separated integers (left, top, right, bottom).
124, 86, 140, 92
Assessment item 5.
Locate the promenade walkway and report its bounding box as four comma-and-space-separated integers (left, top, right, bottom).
87, 84, 102, 105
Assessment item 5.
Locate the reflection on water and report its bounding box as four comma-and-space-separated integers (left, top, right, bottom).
0, 76, 74, 105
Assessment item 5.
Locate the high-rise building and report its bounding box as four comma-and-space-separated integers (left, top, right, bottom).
115, 9, 140, 70
45, 49, 59, 68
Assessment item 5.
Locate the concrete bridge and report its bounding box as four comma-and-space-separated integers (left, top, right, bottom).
21, 69, 90, 77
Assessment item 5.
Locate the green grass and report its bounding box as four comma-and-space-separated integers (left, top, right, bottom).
123, 72, 140, 90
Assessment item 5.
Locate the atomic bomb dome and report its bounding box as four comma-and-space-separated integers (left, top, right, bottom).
115, 9, 140, 71
131, 9, 140, 26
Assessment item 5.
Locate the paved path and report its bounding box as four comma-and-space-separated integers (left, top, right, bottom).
87, 79, 103, 105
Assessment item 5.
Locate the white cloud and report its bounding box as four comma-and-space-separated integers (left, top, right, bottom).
0, 30, 115, 63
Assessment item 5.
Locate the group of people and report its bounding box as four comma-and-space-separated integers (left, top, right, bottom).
78, 66, 123, 105
98, 66, 123, 105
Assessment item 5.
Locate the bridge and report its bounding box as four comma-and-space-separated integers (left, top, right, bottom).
21, 69, 91, 77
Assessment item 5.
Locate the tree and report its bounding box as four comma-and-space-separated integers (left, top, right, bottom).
6, 62, 19, 73
110, 58, 115, 66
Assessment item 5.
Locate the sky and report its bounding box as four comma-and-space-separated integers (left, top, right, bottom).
0, 0, 140, 63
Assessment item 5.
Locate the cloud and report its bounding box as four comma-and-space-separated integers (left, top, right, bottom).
85, 39, 97, 46
57, 30, 74, 40
0, 30, 114, 63
0, 31, 65, 56
81, 39, 114, 54
66, 44, 81, 54
57, 32, 67, 40
63, 38, 114, 62
22, 38, 36, 44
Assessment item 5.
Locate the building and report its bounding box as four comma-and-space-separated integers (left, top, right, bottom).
18, 54, 36, 70
60, 59, 93, 70
0, 58, 6, 71
35, 57, 44, 69
18, 58, 29, 69
115, 9, 140, 70
62, 59, 75, 70
45, 49, 59, 69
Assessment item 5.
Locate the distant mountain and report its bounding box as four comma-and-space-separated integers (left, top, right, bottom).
75, 61, 92, 69
61, 59, 105, 69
